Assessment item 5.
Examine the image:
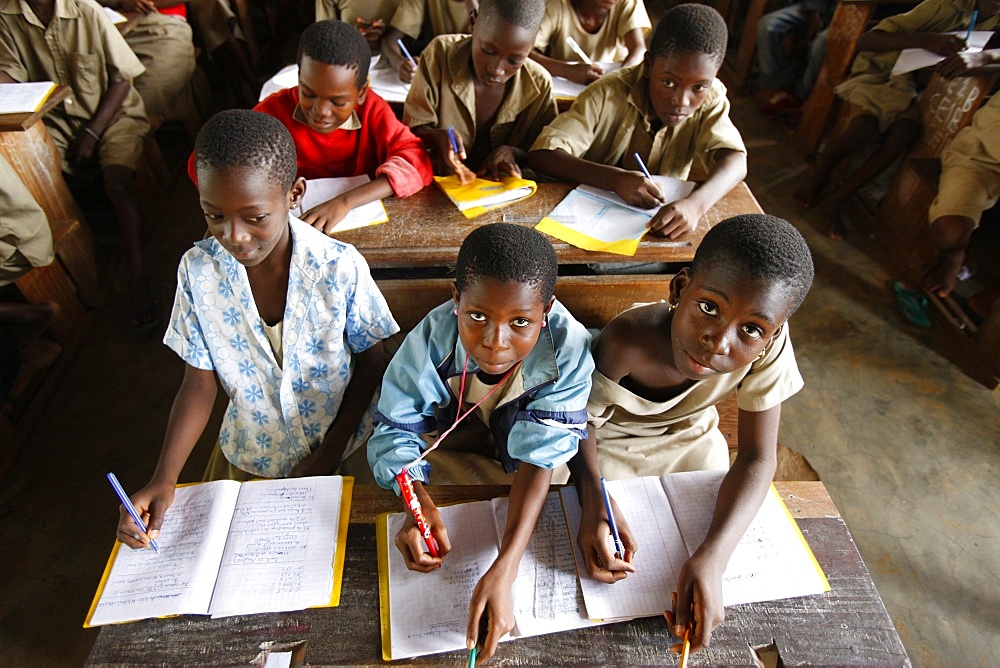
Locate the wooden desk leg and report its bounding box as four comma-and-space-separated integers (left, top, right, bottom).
795, 2, 873, 158
0, 124, 104, 308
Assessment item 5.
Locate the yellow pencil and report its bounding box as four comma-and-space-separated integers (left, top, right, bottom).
679, 627, 691, 668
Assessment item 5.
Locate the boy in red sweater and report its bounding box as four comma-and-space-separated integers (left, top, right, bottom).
256, 20, 433, 234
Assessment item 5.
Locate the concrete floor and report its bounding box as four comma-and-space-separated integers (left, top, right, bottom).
0, 94, 997, 667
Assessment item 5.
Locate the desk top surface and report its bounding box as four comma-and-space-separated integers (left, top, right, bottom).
333, 181, 762, 269
86, 482, 910, 667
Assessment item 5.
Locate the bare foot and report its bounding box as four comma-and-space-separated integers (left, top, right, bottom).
6, 338, 61, 403
923, 250, 965, 298
820, 203, 846, 240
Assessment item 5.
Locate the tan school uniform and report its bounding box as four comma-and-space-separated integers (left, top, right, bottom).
390, 0, 469, 40
534, 0, 650, 63
0, 0, 149, 173
928, 94, 1000, 226
835, 0, 1000, 128
530, 63, 745, 180
589, 318, 804, 480
315, 0, 399, 25
403, 34, 558, 172
0, 155, 54, 287
186, 0, 241, 53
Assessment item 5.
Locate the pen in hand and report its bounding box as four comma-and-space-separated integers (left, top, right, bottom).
396, 38, 418, 68
396, 470, 440, 558
966, 9, 978, 43
600, 477, 626, 559
107, 472, 159, 553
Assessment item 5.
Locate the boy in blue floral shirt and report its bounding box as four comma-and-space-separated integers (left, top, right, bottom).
116, 110, 398, 549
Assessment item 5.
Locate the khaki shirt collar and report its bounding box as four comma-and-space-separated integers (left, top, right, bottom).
445, 35, 545, 125
7, 0, 79, 27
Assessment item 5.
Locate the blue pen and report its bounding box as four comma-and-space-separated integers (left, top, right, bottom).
396, 38, 418, 68
600, 477, 625, 559
107, 472, 160, 553
447, 126, 462, 156
633, 151, 653, 181
966, 9, 978, 42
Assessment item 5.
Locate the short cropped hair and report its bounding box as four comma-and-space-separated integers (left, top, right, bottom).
692, 214, 814, 316
456, 223, 558, 302
648, 4, 728, 64
297, 19, 370, 87
194, 110, 297, 192
478, 0, 546, 31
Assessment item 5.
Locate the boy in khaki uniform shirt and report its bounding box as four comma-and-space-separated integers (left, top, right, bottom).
315, 0, 399, 50
404, 0, 556, 181
0, 0, 157, 330
529, 4, 746, 240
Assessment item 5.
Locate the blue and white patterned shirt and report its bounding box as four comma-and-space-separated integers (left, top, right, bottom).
164, 217, 398, 477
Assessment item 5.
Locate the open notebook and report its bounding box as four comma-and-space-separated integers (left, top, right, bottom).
294, 175, 389, 232
85, 476, 353, 627
0, 82, 56, 115
378, 471, 828, 659
433, 174, 537, 219
535, 177, 695, 255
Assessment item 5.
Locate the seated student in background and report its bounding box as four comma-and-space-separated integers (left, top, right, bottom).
116, 110, 398, 549
530, 0, 650, 85
755, 0, 833, 117
98, 0, 197, 122
529, 4, 747, 240
382, 0, 475, 82
0, 0, 157, 333
360, 224, 593, 661
571, 214, 814, 653
799, 0, 1000, 239
924, 93, 1000, 308
252, 20, 433, 235
403, 0, 557, 182
315, 0, 400, 52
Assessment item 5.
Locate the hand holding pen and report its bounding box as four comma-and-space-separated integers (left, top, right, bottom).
444, 126, 476, 185
395, 471, 450, 571
109, 472, 161, 552
396, 38, 419, 83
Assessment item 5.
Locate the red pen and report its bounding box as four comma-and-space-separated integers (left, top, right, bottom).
396, 469, 440, 558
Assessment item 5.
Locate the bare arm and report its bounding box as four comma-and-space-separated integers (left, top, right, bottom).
857, 29, 965, 55
528, 50, 604, 84
620, 28, 647, 68
528, 148, 666, 208
649, 148, 748, 238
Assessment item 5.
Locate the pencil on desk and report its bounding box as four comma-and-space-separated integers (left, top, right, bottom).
565, 36, 593, 65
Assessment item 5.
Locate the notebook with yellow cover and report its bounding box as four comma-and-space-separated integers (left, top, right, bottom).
85, 476, 353, 627
433, 174, 537, 219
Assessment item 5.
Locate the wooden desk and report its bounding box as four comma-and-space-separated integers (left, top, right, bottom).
86, 482, 910, 666
334, 182, 763, 269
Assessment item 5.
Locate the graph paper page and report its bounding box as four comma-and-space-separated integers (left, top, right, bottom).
562, 477, 689, 620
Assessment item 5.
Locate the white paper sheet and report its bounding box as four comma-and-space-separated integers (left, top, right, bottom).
0, 82, 56, 115
551, 62, 623, 99
891, 31, 993, 75
295, 175, 389, 231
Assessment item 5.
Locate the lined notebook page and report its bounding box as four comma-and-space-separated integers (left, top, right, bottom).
386, 501, 500, 659
209, 477, 343, 617
661, 470, 829, 606
295, 176, 388, 232
562, 477, 689, 620
493, 493, 593, 638
89, 481, 242, 625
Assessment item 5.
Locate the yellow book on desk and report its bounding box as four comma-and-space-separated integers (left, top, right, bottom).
433, 174, 537, 218
0, 82, 56, 115
84, 476, 353, 627
377, 471, 828, 659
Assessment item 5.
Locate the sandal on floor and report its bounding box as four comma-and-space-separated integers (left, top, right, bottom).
130, 300, 162, 335
893, 282, 931, 328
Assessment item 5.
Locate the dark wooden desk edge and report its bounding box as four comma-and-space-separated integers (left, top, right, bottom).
0, 85, 70, 131
349, 480, 838, 524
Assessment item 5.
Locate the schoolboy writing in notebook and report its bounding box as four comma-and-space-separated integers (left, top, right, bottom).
0, 0, 158, 333
361, 224, 594, 661
571, 214, 814, 653
403, 0, 557, 183
799, 0, 1000, 239
383, 0, 475, 82
315, 0, 400, 51
528, 4, 747, 240
530, 0, 650, 85
116, 111, 399, 549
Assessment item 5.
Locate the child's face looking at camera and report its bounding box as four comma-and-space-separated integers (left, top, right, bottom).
198, 166, 304, 267
646, 50, 720, 127
453, 278, 553, 375
470, 14, 536, 87
297, 56, 367, 134
668, 263, 793, 380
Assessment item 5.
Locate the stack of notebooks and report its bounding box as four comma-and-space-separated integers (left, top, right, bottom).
377, 470, 829, 660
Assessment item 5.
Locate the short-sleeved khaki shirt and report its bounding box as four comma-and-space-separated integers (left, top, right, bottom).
0, 0, 149, 171
530, 63, 745, 180
390, 0, 469, 40
315, 0, 399, 25
534, 0, 650, 63
403, 34, 558, 168
0, 154, 54, 287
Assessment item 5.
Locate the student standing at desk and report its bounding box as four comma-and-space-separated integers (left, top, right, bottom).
571, 214, 815, 653
528, 4, 748, 241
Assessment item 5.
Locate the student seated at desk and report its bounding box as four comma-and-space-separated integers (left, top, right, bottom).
116, 111, 399, 549
528, 4, 747, 240
360, 224, 594, 662
570, 214, 814, 654
0, 0, 158, 333
403, 0, 557, 182
798, 0, 1000, 239
250, 20, 433, 235
530, 0, 650, 85
382, 0, 475, 82
316, 0, 399, 51
924, 93, 1000, 306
